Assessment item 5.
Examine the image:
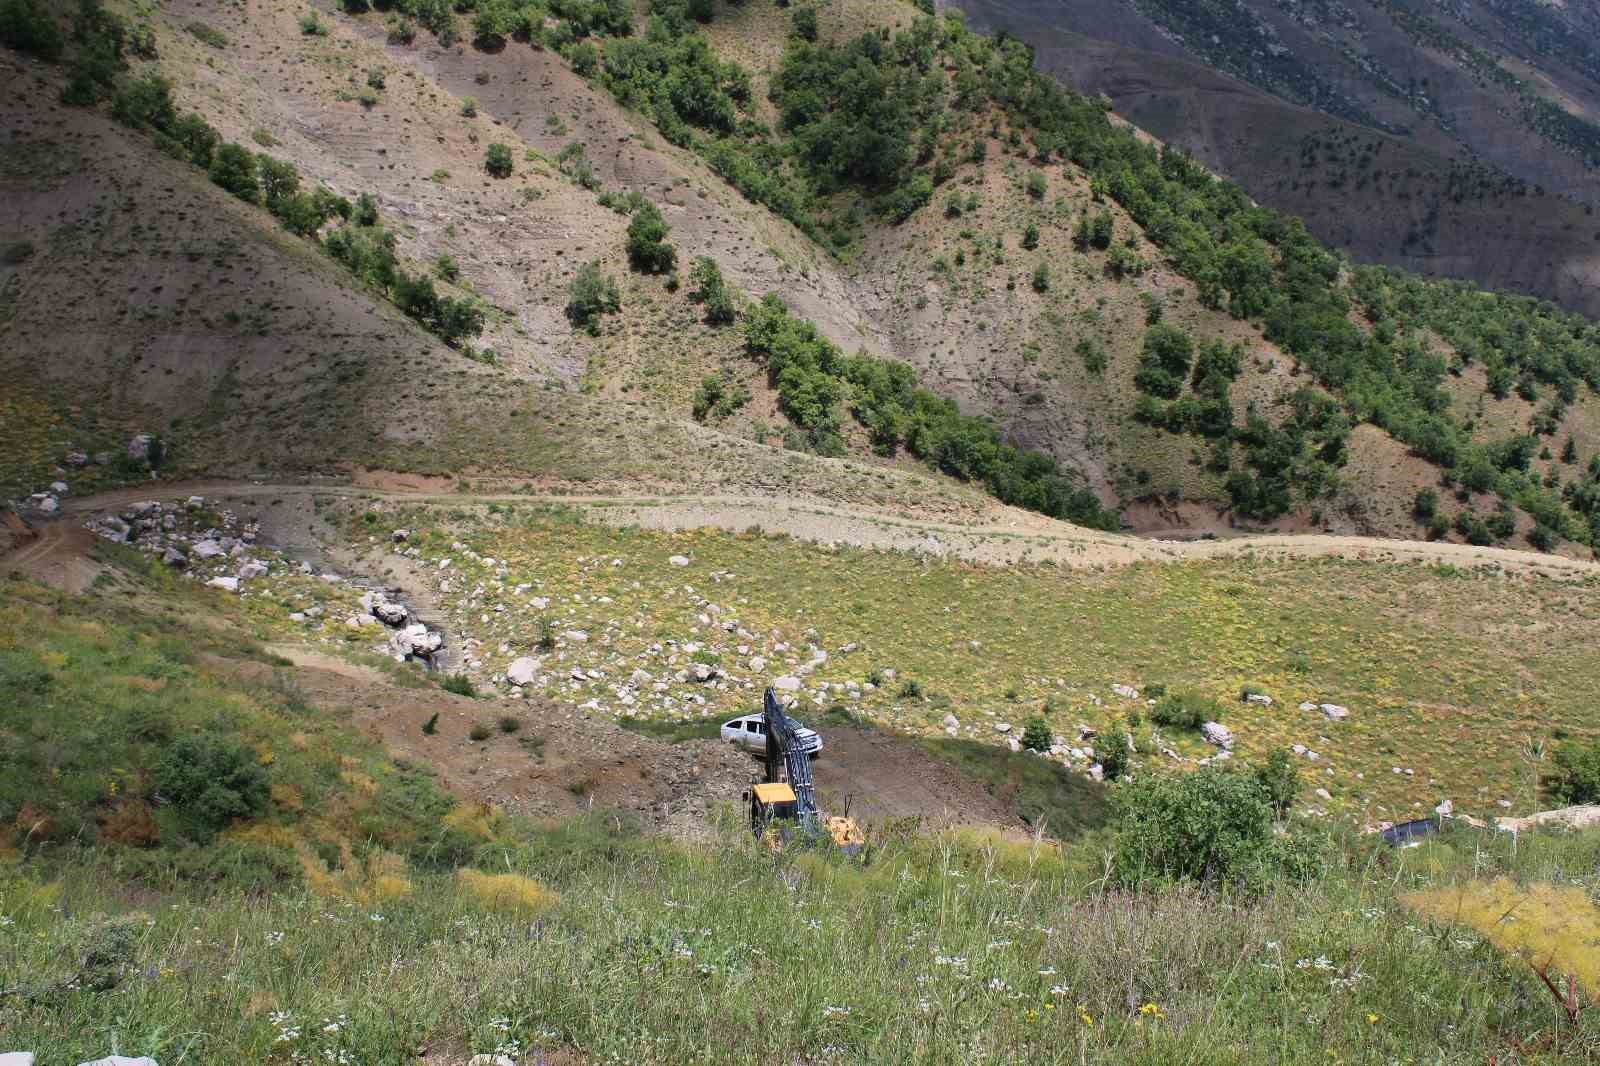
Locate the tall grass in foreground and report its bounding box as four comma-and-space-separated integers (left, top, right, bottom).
4, 817, 1598, 1064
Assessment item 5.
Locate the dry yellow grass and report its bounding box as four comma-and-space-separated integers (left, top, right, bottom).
1404, 878, 1600, 1004
455, 869, 560, 917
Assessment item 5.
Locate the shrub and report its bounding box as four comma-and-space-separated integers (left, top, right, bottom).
1148, 692, 1221, 732
566, 260, 621, 333
898, 679, 923, 700
1021, 222, 1039, 250
791, 6, 817, 40
484, 142, 514, 178
692, 373, 750, 422
1413, 487, 1438, 521
1096, 731, 1130, 781
441, 673, 476, 697
625, 202, 676, 273
434, 253, 460, 281
460, 96, 478, 118
366, 66, 386, 90
111, 73, 176, 132
469, 722, 493, 742
1547, 739, 1600, 805
688, 256, 736, 324
1030, 262, 1049, 292
152, 734, 270, 841
1111, 767, 1274, 887
208, 143, 259, 203
456, 869, 559, 916
1254, 748, 1299, 818
0, 0, 65, 60
299, 11, 327, 35
1021, 717, 1051, 753
1025, 170, 1047, 200
422, 712, 440, 735
497, 715, 522, 734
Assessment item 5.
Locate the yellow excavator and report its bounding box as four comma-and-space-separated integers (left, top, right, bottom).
744, 687, 863, 853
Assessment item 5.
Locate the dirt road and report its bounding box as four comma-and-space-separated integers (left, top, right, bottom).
33, 478, 1600, 578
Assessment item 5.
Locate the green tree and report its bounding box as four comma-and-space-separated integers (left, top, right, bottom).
1021, 717, 1052, 753
625, 202, 676, 273
688, 256, 735, 324
110, 73, 176, 132
791, 6, 817, 40
566, 260, 621, 333
484, 142, 514, 178
256, 155, 301, 211
171, 113, 219, 167
1548, 739, 1600, 805
0, 0, 65, 60
208, 143, 259, 203
1562, 436, 1578, 464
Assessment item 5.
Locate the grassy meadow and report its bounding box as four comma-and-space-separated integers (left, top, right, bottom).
334, 501, 1600, 823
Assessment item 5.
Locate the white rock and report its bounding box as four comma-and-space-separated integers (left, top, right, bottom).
506, 657, 539, 686
749, 655, 767, 672
1245, 692, 1273, 706
942, 713, 959, 729
345, 614, 374, 629
125, 434, 153, 460
50, 481, 69, 494
773, 676, 802, 692
77, 1058, 159, 1066
37, 496, 58, 514
161, 547, 187, 568
1298, 702, 1318, 712
191, 538, 224, 559
669, 555, 690, 567
1112, 684, 1139, 700
1200, 721, 1234, 750
1315, 788, 1332, 801
466, 1056, 515, 1066
0, 1054, 35, 1066
1319, 703, 1349, 721
994, 722, 1011, 733
1086, 763, 1104, 782
236, 560, 268, 580
1435, 799, 1453, 816
1006, 737, 1021, 752
564, 630, 589, 643
206, 576, 239, 592
690, 663, 717, 682
372, 601, 409, 627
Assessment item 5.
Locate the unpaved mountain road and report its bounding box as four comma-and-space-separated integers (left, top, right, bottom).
25, 478, 1597, 579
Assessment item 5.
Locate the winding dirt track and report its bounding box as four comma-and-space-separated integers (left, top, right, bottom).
24, 478, 1596, 579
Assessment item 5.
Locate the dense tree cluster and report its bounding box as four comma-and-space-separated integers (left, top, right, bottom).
742, 296, 1119, 530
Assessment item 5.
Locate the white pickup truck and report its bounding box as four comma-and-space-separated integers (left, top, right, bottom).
720, 713, 823, 756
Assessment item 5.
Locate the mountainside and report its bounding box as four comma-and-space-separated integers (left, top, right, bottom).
951, 0, 1600, 317
6, 0, 1600, 554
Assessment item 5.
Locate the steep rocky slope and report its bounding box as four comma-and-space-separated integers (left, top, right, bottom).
5, 0, 1600, 552
951, 0, 1600, 317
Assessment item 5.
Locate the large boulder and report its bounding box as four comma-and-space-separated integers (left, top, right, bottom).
373, 601, 408, 627
773, 676, 802, 692
161, 547, 187, 568
1319, 703, 1349, 721
191, 539, 224, 560
236, 560, 268, 580
389, 624, 442, 659
506, 656, 539, 686
205, 576, 239, 592
1200, 721, 1234, 750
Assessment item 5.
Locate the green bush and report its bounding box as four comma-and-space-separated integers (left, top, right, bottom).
791, 6, 817, 40
1025, 170, 1047, 200
1112, 767, 1279, 887
1148, 692, 1221, 732
625, 201, 676, 273
1254, 748, 1299, 818
566, 260, 621, 333
1020, 717, 1051, 752
485, 142, 514, 178
0, 0, 65, 60
1020, 222, 1039, 250
1096, 730, 1130, 781
110, 73, 176, 132
688, 256, 736, 324
1030, 261, 1049, 292
1547, 739, 1600, 805
441, 673, 476, 697
153, 734, 271, 842
209, 143, 259, 203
